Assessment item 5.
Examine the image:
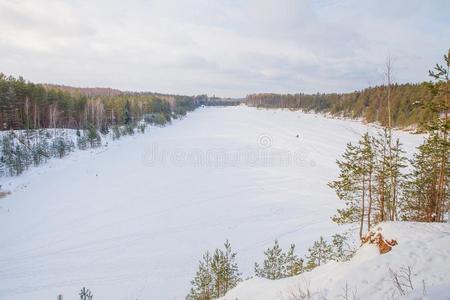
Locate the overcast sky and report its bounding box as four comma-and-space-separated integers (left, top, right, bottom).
1, 0, 449, 97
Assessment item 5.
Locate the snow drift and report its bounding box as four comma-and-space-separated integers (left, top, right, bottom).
221, 222, 450, 300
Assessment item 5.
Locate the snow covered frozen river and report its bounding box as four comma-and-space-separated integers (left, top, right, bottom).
0, 106, 424, 300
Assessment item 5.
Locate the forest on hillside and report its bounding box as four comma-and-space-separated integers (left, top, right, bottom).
0, 74, 240, 177
246, 83, 440, 130
0, 73, 224, 131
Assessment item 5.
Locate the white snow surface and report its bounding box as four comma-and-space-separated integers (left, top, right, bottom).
221, 222, 450, 300
0, 106, 425, 300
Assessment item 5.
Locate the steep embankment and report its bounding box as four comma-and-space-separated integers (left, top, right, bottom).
221, 222, 450, 300
246, 83, 438, 130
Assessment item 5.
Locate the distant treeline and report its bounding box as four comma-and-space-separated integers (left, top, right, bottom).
0, 74, 239, 131
246, 83, 440, 129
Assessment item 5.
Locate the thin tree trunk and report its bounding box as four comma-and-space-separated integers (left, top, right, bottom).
368, 169, 373, 230
435, 63, 449, 222
386, 59, 396, 222
360, 177, 366, 239
379, 175, 385, 222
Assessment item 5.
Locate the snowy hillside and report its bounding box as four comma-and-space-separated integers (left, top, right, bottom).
0, 107, 424, 300
220, 222, 450, 300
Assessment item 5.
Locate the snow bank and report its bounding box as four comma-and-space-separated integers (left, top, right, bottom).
221, 222, 450, 300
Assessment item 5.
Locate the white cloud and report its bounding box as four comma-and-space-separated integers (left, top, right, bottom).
0, 0, 449, 97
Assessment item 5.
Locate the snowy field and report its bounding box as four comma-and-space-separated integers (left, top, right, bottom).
0, 106, 424, 300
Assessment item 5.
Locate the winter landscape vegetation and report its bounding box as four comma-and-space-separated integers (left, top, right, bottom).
0, 1, 449, 300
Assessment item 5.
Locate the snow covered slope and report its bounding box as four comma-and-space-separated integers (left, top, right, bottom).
221, 222, 450, 300
0, 107, 424, 300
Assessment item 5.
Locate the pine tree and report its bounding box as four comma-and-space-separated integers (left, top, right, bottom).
329, 131, 406, 237
187, 240, 241, 300
52, 137, 68, 158
4, 86, 19, 129
100, 123, 109, 135
138, 123, 146, 133
402, 132, 448, 221
13, 143, 30, 175
121, 123, 134, 136
283, 244, 303, 277
0, 155, 4, 176
186, 252, 213, 300
424, 49, 450, 222
112, 125, 121, 140
329, 133, 375, 238
124, 100, 132, 125
359, 133, 376, 231
211, 240, 241, 297
1, 133, 15, 175
372, 129, 407, 223
328, 141, 362, 226
388, 137, 407, 219
254, 240, 303, 279
330, 233, 354, 262
305, 236, 333, 270
402, 49, 450, 222
31, 136, 50, 166
77, 134, 88, 150
86, 125, 101, 148
254, 240, 285, 280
